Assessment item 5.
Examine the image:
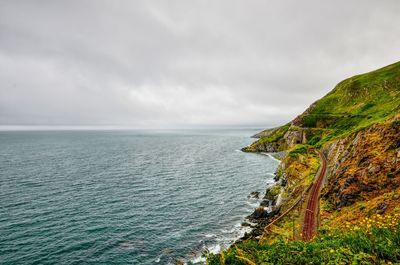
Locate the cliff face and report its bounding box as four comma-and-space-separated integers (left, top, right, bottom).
322, 116, 400, 210
242, 124, 307, 152
243, 61, 400, 227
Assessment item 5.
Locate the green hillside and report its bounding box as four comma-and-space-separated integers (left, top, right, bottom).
245, 61, 400, 152
296, 61, 400, 146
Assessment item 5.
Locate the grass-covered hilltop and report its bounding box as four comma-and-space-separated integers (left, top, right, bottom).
206, 62, 400, 264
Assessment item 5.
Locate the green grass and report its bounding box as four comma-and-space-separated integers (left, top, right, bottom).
256, 123, 290, 144
244, 123, 290, 151
298, 61, 400, 145
288, 144, 309, 158
205, 223, 400, 264
308, 135, 321, 146
251, 61, 400, 149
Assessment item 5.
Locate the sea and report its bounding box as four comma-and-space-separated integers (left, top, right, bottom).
0, 129, 279, 264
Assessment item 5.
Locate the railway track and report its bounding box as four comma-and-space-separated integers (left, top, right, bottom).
302, 151, 328, 241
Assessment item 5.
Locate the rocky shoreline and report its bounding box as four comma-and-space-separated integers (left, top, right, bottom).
235, 151, 287, 243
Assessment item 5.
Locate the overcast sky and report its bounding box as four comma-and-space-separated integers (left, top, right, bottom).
0, 0, 399, 129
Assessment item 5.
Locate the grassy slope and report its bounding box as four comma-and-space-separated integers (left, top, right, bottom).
242, 123, 290, 152
298, 61, 400, 146
246, 61, 400, 150
206, 214, 400, 264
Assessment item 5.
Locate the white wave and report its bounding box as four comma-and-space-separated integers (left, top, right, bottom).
190, 255, 205, 264
189, 221, 254, 264
261, 152, 281, 162
245, 201, 259, 208
239, 226, 252, 237
188, 244, 220, 265
221, 228, 235, 234
208, 244, 221, 254
264, 206, 273, 213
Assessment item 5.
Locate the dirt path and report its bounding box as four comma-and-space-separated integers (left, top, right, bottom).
302, 151, 328, 241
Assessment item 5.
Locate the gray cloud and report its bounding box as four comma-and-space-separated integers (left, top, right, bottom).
1, 0, 399, 128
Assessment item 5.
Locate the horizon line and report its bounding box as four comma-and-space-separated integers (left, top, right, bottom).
0, 124, 278, 131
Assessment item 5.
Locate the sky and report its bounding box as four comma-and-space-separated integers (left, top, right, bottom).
0, 0, 399, 129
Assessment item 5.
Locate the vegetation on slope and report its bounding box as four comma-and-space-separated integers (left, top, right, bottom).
240, 144, 319, 241
206, 213, 400, 264
211, 61, 400, 264
321, 116, 400, 211
257, 145, 319, 243
242, 124, 290, 152
295, 61, 400, 146
246, 61, 400, 151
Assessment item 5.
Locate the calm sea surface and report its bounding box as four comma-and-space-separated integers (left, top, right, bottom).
0, 130, 278, 264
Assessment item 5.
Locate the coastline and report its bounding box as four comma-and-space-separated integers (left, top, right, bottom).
188, 151, 282, 264
203, 151, 284, 259
236, 151, 285, 242
200, 61, 400, 264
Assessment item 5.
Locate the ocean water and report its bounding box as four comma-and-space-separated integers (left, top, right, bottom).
0, 130, 278, 265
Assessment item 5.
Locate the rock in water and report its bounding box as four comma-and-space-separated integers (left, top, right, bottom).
249, 191, 260, 199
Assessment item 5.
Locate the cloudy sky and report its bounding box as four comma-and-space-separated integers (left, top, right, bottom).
0, 0, 399, 129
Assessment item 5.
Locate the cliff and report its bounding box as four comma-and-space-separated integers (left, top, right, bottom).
245, 61, 400, 224
206, 61, 400, 264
